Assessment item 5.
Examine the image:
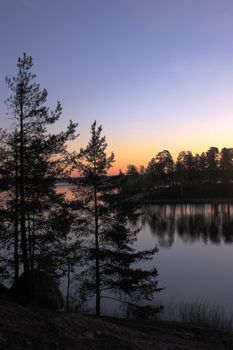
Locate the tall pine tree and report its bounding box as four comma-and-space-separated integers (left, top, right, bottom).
75, 121, 162, 316
3, 54, 78, 282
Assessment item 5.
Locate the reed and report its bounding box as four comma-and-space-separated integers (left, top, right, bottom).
163, 301, 233, 331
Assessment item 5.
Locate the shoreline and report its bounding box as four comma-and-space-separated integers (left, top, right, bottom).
0, 297, 232, 350
127, 195, 233, 205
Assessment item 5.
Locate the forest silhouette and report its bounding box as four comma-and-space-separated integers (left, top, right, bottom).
0, 54, 162, 317
122, 148, 233, 199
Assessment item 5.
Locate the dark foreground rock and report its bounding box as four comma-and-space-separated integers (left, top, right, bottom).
0, 283, 8, 295
0, 298, 233, 350
10, 271, 64, 309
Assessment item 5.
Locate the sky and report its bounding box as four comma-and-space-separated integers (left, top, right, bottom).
1, 0, 233, 174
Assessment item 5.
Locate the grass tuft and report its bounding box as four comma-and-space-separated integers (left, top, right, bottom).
162, 301, 233, 331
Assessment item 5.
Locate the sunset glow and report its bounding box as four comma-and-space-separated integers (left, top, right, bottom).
1, 0, 233, 174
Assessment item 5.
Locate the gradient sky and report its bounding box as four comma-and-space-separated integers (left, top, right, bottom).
1, 0, 233, 174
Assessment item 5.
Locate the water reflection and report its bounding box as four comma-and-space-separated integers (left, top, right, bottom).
140, 204, 233, 247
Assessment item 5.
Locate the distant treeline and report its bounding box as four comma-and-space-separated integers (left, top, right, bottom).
120, 148, 233, 196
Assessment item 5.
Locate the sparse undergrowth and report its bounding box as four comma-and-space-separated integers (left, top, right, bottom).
162, 301, 233, 331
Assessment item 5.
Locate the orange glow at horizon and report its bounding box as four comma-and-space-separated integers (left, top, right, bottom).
68, 112, 233, 176
108, 139, 233, 175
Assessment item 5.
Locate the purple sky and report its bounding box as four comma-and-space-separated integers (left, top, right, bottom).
1, 0, 233, 173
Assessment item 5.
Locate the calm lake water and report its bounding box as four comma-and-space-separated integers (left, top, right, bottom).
136, 203, 233, 316
57, 185, 233, 315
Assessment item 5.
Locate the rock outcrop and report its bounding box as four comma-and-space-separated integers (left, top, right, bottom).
10, 270, 64, 309
0, 283, 8, 296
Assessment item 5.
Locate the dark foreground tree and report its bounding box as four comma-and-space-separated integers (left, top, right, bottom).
75, 121, 162, 316
2, 53, 78, 285
0, 130, 21, 281
47, 205, 84, 310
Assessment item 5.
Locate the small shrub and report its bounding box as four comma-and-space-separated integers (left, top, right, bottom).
125, 302, 163, 320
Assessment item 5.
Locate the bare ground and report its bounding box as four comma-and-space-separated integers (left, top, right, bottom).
0, 298, 233, 350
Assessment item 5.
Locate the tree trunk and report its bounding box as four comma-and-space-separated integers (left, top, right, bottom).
66, 260, 70, 310
19, 95, 29, 274
27, 211, 34, 272
14, 175, 19, 281
31, 216, 35, 270
94, 183, 100, 316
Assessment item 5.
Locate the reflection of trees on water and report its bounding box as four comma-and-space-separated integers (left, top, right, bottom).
140, 204, 233, 247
